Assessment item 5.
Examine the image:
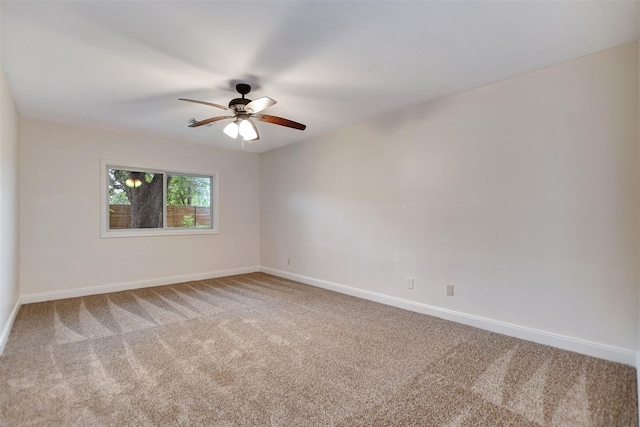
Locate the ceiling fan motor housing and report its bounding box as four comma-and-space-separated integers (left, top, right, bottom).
229, 97, 250, 110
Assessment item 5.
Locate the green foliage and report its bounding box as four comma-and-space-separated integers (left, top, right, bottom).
167, 175, 211, 207
181, 215, 195, 228
109, 190, 129, 205
109, 169, 131, 205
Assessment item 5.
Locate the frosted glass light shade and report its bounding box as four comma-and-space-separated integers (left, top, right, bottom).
223, 121, 239, 138
239, 119, 258, 141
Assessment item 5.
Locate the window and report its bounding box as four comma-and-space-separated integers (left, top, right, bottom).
101, 161, 217, 237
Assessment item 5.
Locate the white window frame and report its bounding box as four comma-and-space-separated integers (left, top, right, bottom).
100, 160, 219, 238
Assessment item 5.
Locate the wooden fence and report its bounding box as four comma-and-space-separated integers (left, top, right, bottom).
109, 205, 211, 229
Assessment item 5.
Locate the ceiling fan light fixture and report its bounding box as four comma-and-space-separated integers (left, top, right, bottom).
239, 119, 258, 141
223, 121, 239, 138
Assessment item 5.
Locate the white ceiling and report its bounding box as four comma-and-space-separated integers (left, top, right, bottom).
1, 1, 638, 153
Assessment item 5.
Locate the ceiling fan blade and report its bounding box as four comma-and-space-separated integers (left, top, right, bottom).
254, 114, 306, 130
245, 97, 276, 114
188, 116, 234, 127
178, 98, 230, 111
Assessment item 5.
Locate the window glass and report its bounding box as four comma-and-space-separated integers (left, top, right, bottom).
166, 174, 212, 229
108, 169, 164, 229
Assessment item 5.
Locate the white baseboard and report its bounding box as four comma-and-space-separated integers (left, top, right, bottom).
20, 266, 260, 304
261, 267, 638, 367
0, 297, 21, 356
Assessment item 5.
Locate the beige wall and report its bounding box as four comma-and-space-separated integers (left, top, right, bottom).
0, 69, 21, 352
19, 119, 260, 297
260, 42, 640, 352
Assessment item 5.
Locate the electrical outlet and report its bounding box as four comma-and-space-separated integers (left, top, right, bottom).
287, 258, 291, 265
406, 277, 414, 289
446, 283, 454, 296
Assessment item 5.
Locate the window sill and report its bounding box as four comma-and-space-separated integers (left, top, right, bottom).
100, 228, 219, 238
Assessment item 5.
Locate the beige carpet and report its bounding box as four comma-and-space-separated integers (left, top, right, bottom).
1, 273, 637, 426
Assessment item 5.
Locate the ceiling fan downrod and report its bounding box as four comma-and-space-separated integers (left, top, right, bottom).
229, 83, 252, 110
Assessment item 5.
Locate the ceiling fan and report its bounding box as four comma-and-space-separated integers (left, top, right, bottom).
179, 83, 306, 142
